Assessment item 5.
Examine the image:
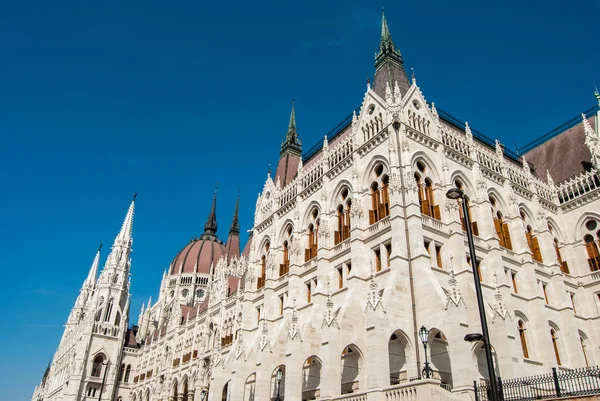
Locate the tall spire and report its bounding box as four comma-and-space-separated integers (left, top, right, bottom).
280, 100, 302, 157
84, 244, 102, 288
229, 192, 240, 235
203, 186, 218, 236
114, 193, 135, 246
373, 10, 411, 99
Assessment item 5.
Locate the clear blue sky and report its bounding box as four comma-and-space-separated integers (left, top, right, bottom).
0, 0, 598, 399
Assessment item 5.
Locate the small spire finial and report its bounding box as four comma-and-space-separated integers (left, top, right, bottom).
595, 86, 600, 105
203, 186, 218, 236
411, 67, 415, 83
98, 242, 103, 252
133, 189, 137, 202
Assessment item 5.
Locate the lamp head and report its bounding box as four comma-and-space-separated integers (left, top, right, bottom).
277, 368, 283, 381
446, 187, 464, 200
418, 326, 429, 345
392, 121, 401, 132
200, 390, 206, 401
464, 333, 484, 343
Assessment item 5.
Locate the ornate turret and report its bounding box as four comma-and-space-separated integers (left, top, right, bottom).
372, 10, 411, 99
274, 101, 303, 187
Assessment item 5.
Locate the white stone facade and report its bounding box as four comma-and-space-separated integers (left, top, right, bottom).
32, 13, 600, 401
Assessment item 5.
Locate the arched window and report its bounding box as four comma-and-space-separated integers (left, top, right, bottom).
118, 364, 125, 382
124, 365, 131, 382
414, 162, 440, 220
553, 238, 569, 274
490, 196, 512, 250
305, 208, 319, 261
104, 299, 114, 322
455, 180, 479, 235
280, 225, 292, 276
518, 320, 529, 358
583, 220, 600, 271
580, 336, 589, 367
91, 355, 104, 377
335, 188, 352, 244
521, 211, 543, 263
369, 164, 391, 224
551, 329, 561, 366
258, 241, 269, 289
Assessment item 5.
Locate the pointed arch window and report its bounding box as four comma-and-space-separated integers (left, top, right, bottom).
490, 196, 512, 250
518, 320, 529, 359
258, 241, 269, 289
521, 211, 542, 262
91, 355, 104, 377
124, 365, 131, 382
280, 226, 292, 276
581, 336, 589, 367
414, 162, 440, 220
104, 299, 114, 322
118, 364, 125, 382
553, 238, 569, 274
455, 180, 479, 235
369, 164, 390, 224
551, 329, 561, 366
305, 209, 319, 261
335, 188, 352, 244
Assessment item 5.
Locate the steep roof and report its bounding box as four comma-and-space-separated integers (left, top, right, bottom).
523, 105, 599, 183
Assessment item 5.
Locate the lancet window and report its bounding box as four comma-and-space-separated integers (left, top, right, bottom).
258, 241, 269, 289
104, 299, 114, 322
454, 180, 478, 235
583, 219, 600, 271
91, 355, 104, 377
521, 210, 543, 263
414, 162, 440, 220
335, 187, 352, 244
549, 224, 569, 274
490, 196, 512, 250
369, 164, 390, 224
551, 328, 561, 366
280, 225, 292, 276
305, 208, 320, 261
518, 320, 529, 359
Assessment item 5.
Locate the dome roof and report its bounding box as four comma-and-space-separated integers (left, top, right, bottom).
170, 234, 225, 275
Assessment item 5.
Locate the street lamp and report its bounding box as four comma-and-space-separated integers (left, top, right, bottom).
418, 326, 433, 379
200, 390, 207, 401
276, 368, 283, 401
446, 188, 499, 401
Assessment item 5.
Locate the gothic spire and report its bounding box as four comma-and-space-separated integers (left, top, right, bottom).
373, 10, 411, 99
84, 243, 102, 288
114, 193, 135, 246
229, 192, 240, 235
595, 87, 600, 105
280, 100, 302, 157
203, 187, 218, 236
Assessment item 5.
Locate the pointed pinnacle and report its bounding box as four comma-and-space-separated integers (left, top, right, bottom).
203, 186, 218, 235
595, 86, 600, 105
289, 100, 296, 131
85, 245, 102, 287
381, 8, 391, 44
115, 198, 135, 245
229, 192, 240, 235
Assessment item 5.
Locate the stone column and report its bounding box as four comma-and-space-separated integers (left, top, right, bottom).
187, 390, 195, 401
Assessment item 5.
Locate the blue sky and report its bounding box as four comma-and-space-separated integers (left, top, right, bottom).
0, 0, 598, 399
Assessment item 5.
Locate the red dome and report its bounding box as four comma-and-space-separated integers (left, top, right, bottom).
170, 234, 225, 275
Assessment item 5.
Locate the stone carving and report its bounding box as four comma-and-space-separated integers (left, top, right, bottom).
257, 320, 271, 353
287, 298, 302, 342
490, 273, 511, 323
322, 281, 340, 329
445, 263, 466, 310
365, 263, 385, 313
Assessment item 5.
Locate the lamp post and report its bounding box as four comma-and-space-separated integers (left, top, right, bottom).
419, 326, 433, 379
446, 188, 499, 401
98, 361, 109, 401
276, 368, 283, 401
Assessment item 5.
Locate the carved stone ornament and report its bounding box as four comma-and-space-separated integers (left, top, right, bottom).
257, 320, 271, 353
445, 264, 466, 310
365, 263, 386, 313
490, 273, 511, 323
287, 298, 302, 342
234, 331, 246, 361
322, 281, 340, 329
